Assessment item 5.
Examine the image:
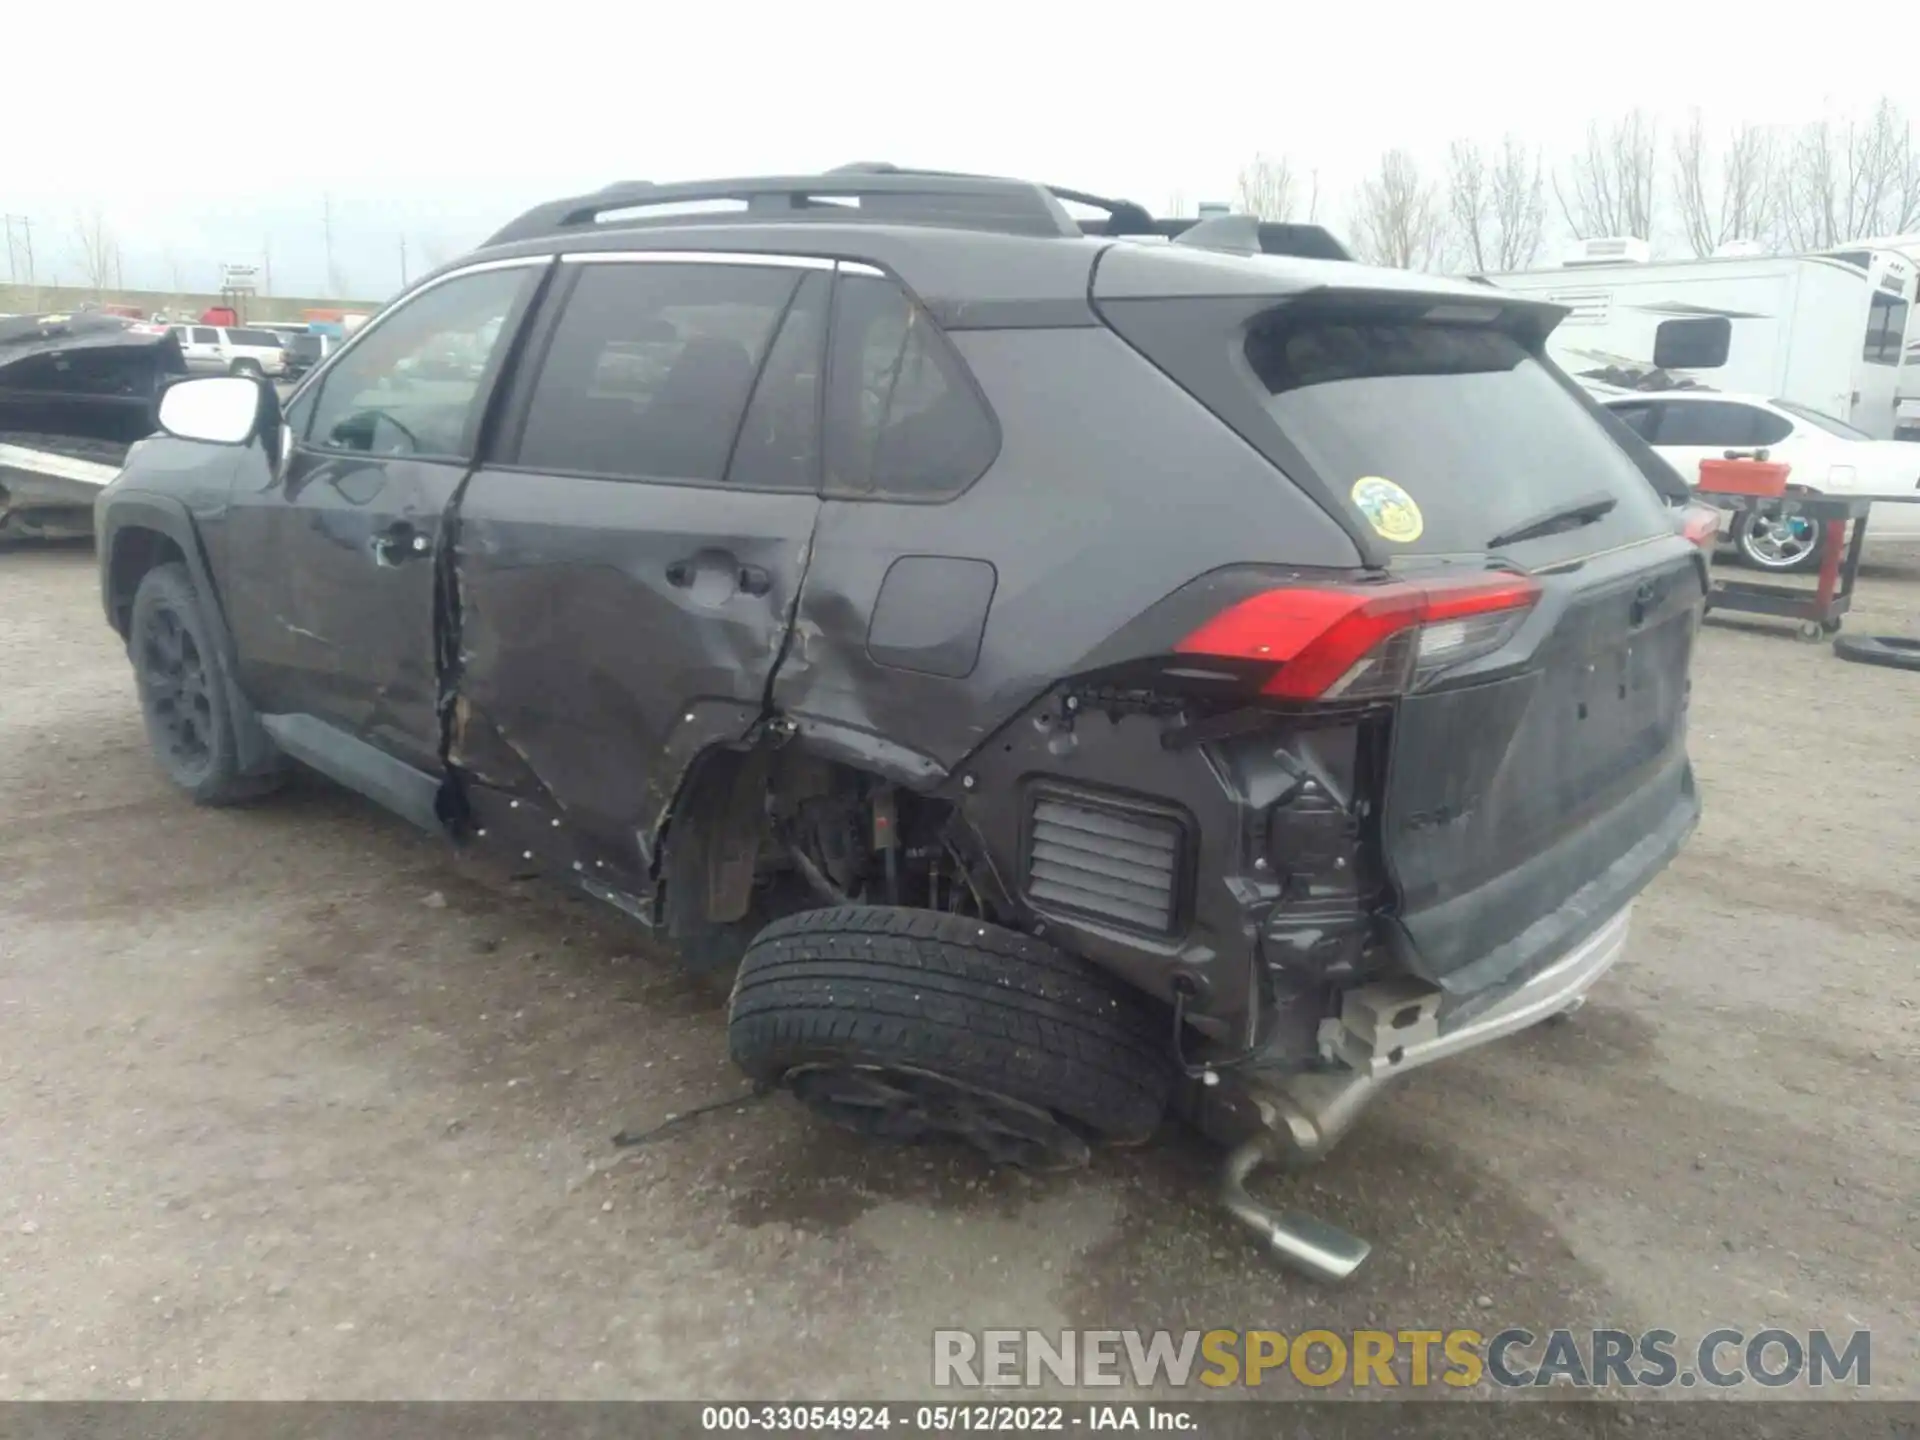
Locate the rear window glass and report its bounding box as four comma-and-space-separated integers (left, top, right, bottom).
1247, 317, 1673, 556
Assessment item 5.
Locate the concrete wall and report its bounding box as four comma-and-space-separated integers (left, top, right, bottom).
0, 283, 385, 322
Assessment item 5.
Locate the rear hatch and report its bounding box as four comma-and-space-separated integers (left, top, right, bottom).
1093, 246, 1703, 991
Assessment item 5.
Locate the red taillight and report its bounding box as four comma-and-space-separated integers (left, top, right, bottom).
1675, 501, 1720, 553
1176, 573, 1542, 701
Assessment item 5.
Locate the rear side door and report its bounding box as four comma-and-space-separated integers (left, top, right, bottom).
449, 252, 829, 887
226, 259, 547, 774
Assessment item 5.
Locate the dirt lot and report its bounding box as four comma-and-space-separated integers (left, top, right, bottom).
1, 542, 1915, 1402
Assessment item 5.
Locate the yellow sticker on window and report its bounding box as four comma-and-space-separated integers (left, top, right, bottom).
1351, 476, 1424, 544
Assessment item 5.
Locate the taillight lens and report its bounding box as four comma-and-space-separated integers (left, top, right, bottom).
1674, 501, 1720, 553
1176, 573, 1542, 701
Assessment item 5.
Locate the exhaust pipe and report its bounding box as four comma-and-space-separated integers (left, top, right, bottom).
1217, 1066, 1384, 1283
1221, 1136, 1372, 1282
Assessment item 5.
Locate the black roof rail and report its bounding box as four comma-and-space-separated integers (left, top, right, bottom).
482, 163, 1354, 262
484, 169, 1083, 248
835, 165, 1353, 261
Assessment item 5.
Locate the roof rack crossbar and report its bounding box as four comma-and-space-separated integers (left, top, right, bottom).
485, 171, 1083, 248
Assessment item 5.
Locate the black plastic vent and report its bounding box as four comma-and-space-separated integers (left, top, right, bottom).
1024, 787, 1185, 936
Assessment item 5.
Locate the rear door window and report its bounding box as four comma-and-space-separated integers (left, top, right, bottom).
823, 274, 998, 501
1651, 400, 1785, 447
227, 328, 281, 347
514, 261, 798, 484
1246, 315, 1673, 556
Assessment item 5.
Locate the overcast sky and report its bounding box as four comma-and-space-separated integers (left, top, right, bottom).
4, 3, 1900, 299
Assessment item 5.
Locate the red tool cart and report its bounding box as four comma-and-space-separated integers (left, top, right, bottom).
1695, 451, 1875, 643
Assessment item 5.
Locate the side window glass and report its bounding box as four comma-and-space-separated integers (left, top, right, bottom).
285, 379, 319, 441
1609, 402, 1656, 438
1655, 401, 1752, 448
824, 274, 998, 500
191, 327, 217, 344
1651, 316, 1730, 370
726, 272, 828, 491
1864, 293, 1909, 365
514, 262, 796, 483
1750, 407, 1793, 446
306, 267, 531, 460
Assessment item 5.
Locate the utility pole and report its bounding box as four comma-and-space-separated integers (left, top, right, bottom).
399, 234, 408, 287
322, 193, 339, 297
3, 214, 35, 285
263, 236, 273, 297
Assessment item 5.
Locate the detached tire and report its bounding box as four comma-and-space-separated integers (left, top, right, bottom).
729, 907, 1173, 1168
1833, 634, 1920, 671
129, 562, 282, 805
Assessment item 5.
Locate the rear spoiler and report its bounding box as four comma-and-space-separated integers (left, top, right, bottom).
1075, 211, 1353, 262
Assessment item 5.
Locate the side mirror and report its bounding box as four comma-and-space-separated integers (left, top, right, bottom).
156, 375, 265, 446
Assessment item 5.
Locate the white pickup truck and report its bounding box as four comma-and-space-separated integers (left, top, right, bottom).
167, 324, 288, 379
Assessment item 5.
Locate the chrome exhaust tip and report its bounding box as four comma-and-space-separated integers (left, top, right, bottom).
1221, 1134, 1372, 1283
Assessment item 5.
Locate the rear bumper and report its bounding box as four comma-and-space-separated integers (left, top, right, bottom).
0, 440, 119, 538
1319, 901, 1633, 1079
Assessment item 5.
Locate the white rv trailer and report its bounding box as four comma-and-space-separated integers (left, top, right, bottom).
1828, 235, 1920, 438
1481, 240, 1915, 439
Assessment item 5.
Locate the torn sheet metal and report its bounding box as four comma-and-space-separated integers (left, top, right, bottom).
445, 471, 821, 885
0, 312, 185, 539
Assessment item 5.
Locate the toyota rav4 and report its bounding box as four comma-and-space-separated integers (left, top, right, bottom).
95, 167, 1708, 1279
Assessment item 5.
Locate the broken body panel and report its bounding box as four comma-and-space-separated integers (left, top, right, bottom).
0, 312, 185, 539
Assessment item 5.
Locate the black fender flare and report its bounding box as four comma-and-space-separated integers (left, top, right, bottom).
98, 491, 279, 777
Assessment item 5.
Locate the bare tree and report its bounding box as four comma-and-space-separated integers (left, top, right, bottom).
1446, 136, 1545, 271
1777, 98, 1920, 249
1350, 149, 1444, 270
1236, 154, 1300, 221
1555, 110, 1659, 239
70, 209, 122, 293
1670, 111, 1777, 257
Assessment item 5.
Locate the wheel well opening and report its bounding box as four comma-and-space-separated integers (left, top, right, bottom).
661, 746, 1003, 946
109, 528, 187, 635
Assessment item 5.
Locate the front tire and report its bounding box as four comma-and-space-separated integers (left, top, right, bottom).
129, 563, 281, 805
729, 907, 1174, 1168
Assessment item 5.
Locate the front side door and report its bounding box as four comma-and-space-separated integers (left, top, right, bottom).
450, 254, 828, 881
180, 326, 224, 373
226, 259, 546, 774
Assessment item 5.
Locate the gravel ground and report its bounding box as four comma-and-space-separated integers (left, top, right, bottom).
1, 541, 1915, 1402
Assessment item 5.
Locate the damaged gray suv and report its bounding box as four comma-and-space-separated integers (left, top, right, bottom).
95, 167, 1708, 1280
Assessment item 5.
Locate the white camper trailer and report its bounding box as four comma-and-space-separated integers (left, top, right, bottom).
1482, 241, 1915, 438
1827, 235, 1920, 438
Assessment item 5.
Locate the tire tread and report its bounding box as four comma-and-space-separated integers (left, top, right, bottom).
728, 906, 1172, 1144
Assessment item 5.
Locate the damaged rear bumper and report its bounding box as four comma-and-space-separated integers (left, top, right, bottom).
1212, 899, 1635, 1284
1318, 900, 1633, 1079
0, 439, 122, 539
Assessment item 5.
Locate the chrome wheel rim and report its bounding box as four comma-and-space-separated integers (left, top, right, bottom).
1741, 515, 1817, 568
